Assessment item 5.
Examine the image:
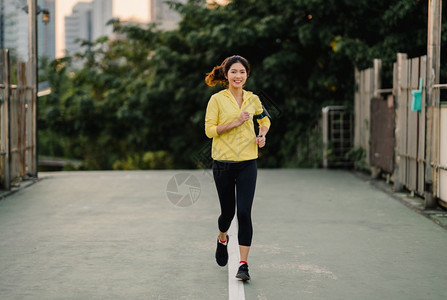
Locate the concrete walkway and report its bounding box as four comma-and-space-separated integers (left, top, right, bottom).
0, 169, 446, 299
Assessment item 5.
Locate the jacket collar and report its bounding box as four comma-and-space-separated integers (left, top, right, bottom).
219, 89, 253, 99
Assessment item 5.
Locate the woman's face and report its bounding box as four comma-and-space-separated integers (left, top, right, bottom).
226, 62, 247, 89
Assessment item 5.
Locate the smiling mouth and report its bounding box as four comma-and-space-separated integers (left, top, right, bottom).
234, 80, 242, 84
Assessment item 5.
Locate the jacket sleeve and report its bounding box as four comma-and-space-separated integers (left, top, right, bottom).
205, 96, 219, 138
254, 96, 271, 129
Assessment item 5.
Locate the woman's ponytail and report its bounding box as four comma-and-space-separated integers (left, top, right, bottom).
205, 64, 226, 86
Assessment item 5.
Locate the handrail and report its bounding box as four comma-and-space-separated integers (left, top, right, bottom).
0, 84, 18, 89
376, 88, 393, 94
431, 162, 447, 171
432, 83, 447, 89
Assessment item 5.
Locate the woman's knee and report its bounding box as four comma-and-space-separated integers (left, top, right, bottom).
237, 209, 252, 225
218, 214, 233, 231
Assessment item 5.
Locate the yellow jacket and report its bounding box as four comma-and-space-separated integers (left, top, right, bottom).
205, 89, 271, 161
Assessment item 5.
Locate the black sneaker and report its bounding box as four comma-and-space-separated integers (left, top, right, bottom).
215, 236, 229, 267
236, 263, 250, 281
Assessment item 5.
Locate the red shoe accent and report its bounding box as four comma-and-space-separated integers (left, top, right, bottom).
240, 260, 248, 265
219, 236, 227, 244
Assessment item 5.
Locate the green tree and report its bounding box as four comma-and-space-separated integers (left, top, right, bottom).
39, 0, 436, 169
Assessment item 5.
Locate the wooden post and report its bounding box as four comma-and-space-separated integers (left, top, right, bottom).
393, 53, 407, 192
373, 59, 382, 98
1, 50, 11, 190
425, 0, 442, 208
354, 68, 360, 149
27, 0, 38, 177
371, 59, 383, 178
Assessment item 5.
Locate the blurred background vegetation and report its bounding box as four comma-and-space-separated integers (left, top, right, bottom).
38, 0, 442, 170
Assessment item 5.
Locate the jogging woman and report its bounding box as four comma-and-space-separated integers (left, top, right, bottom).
204, 55, 271, 281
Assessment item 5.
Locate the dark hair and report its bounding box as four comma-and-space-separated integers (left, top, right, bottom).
205, 55, 250, 87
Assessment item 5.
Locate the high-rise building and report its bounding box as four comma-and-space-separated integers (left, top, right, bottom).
148, 0, 186, 31
64, 2, 92, 56
37, 0, 56, 60
2, 0, 28, 61
0, 0, 55, 61
64, 0, 115, 58
92, 0, 113, 40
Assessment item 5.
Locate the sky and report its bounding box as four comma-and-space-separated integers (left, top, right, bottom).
56, 0, 149, 58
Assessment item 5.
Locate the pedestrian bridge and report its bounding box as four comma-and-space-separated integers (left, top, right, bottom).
0, 169, 446, 300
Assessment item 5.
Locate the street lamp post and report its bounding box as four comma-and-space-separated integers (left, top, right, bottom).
23, 1, 51, 177
27, 0, 38, 177
23, 4, 50, 25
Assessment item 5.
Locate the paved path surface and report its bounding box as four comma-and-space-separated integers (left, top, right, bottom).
0, 169, 446, 299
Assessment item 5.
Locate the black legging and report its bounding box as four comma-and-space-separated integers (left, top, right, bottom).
213, 159, 257, 247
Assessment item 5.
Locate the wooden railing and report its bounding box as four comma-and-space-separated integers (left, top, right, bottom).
0, 49, 37, 190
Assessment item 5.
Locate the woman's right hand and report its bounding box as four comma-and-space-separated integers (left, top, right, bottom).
237, 112, 250, 125
217, 112, 251, 135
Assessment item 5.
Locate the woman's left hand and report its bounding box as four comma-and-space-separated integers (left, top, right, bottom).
256, 135, 266, 148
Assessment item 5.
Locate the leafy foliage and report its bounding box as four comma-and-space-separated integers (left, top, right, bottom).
39, 0, 436, 169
